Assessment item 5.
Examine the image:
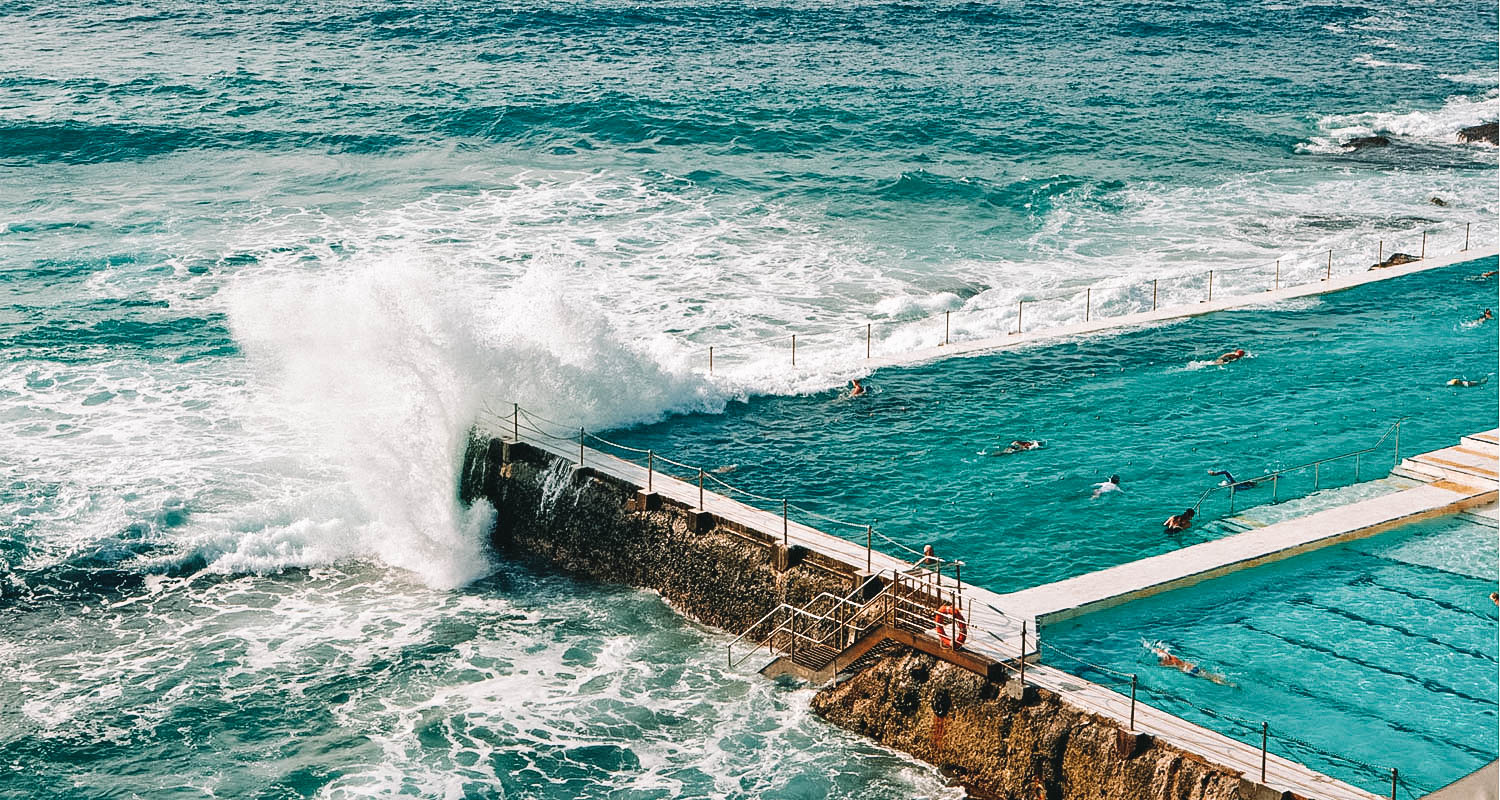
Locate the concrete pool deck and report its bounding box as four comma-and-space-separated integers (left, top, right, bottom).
1000, 431, 1499, 627
856, 245, 1500, 374
483, 413, 1500, 800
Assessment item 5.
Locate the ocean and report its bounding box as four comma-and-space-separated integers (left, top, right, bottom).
1, 0, 1495, 796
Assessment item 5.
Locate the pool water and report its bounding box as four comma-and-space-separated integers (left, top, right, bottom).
1039, 514, 1499, 795
604, 259, 1499, 592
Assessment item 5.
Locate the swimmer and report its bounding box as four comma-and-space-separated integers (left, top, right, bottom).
1163, 508, 1195, 534
848, 379, 867, 397
1146, 641, 1234, 686
1447, 377, 1489, 388
711, 464, 738, 475
1483, 271, 1497, 279
1207, 469, 1257, 490
1211, 349, 1247, 366
996, 439, 1044, 455
1477, 309, 1494, 323
1091, 475, 1123, 498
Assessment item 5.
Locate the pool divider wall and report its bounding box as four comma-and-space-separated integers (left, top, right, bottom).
460, 430, 1298, 800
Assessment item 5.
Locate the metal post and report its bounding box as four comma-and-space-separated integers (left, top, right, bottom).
1464, 222, 1471, 251
1261, 722, 1268, 782
1390, 768, 1397, 800
866, 525, 873, 571
1271, 473, 1278, 502
1355, 453, 1361, 482
1326, 249, 1332, 281
1314, 461, 1320, 491
1207, 270, 1213, 302
1152, 279, 1158, 311
944, 311, 951, 345
1019, 622, 1027, 686
866, 323, 872, 359
647, 450, 654, 491
1085, 287, 1092, 321
1420, 231, 1426, 260
698, 468, 704, 510
1016, 299, 1024, 333
1229, 484, 1236, 513
579, 428, 585, 467
1129, 674, 1137, 730
709, 346, 714, 375
790, 334, 796, 367
512, 403, 519, 441
782, 499, 788, 545
1378, 240, 1383, 265
1394, 420, 1401, 467
1274, 259, 1280, 291
954, 561, 961, 591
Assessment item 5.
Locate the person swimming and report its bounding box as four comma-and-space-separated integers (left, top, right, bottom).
1211, 349, 1247, 366
1477, 309, 1494, 323
1447, 377, 1489, 388
1207, 469, 1257, 490
1092, 475, 1123, 498
1146, 641, 1234, 686
997, 439, 1043, 455
848, 379, 867, 397
1163, 508, 1195, 533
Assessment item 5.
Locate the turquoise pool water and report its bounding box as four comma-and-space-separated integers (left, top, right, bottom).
605, 259, 1499, 592
1039, 515, 1499, 795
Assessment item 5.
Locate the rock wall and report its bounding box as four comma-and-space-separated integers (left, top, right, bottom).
812, 649, 1274, 800
460, 434, 853, 633
461, 433, 1274, 800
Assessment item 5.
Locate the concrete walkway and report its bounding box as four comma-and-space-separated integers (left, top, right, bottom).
1000, 472, 1496, 626
859, 245, 1498, 374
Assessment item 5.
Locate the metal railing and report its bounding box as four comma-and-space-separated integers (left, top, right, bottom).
477, 401, 956, 575
1191, 418, 1408, 518
1036, 634, 1431, 799
726, 566, 978, 673
698, 224, 1489, 375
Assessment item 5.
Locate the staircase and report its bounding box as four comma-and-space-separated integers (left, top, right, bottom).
729, 566, 1006, 684
1393, 429, 1500, 488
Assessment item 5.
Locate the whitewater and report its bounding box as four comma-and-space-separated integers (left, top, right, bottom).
0, 0, 1495, 795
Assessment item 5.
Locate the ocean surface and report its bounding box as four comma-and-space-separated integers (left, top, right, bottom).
2, 0, 1496, 796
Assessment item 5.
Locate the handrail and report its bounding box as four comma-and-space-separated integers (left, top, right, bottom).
695, 224, 1485, 371
1190, 417, 1409, 514
477, 401, 949, 573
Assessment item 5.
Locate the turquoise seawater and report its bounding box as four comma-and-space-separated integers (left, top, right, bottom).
1042, 515, 1499, 795
2, 0, 1496, 796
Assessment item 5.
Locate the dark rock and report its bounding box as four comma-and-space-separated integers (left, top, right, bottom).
1430, 196, 1449, 207
812, 649, 1257, 799
1342, 135, 1390, 150
1369, 252, 1420, 270
1458, 122, 1498, 145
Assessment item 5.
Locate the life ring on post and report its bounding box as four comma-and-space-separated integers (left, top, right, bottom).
934, 604, 967, 648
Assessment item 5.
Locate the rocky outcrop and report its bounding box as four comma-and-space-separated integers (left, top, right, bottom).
1458, 122, 1498, 145
1342, 135, 1390, 150
813, 649, 1267, 800
460, 435, 851, 634
462, 433, 1270, 800
1368, 252, 1420, 270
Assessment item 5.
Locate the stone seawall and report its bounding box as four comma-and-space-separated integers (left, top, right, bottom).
460, 432, 1275, 800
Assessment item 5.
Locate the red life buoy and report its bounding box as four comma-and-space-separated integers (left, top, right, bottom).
934, 605, 967, 648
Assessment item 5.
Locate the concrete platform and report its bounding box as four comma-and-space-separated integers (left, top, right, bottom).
482, 419, 1500, 800
857, 246, 1499, 374
1002, 478, 1496, 626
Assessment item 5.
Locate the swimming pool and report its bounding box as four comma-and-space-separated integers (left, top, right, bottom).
1038, 513, 1499, 795
603, 259, 1499, 592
